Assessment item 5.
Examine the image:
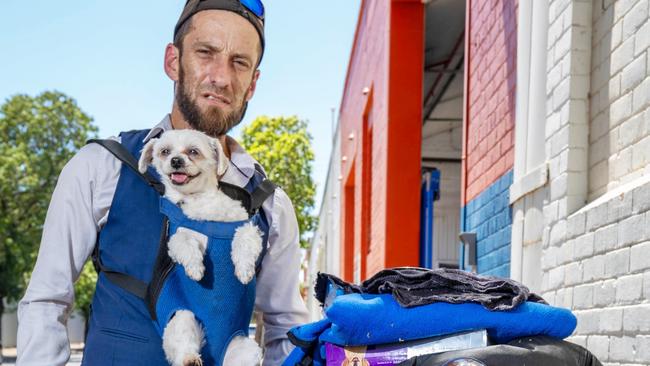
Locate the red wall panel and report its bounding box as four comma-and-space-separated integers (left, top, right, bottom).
339, 0, 424, 281
463, 0, 517, 205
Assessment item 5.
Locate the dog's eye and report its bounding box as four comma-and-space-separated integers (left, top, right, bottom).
161, 148, 170, 156
188, 149, 199, 156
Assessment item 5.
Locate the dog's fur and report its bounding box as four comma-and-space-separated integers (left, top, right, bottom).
139, 129, 263, 366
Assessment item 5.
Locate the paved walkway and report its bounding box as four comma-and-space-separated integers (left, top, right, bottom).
2, 344, 83, 366
1, 353, 82, 366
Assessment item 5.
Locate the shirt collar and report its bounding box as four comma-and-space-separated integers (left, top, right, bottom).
225, 135, 257, 180
142, 115, 172, 143
144, 114, 259, 183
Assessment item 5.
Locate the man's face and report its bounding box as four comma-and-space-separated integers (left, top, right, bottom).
172, 10, 261, 136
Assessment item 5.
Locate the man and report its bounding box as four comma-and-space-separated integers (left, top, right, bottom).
16, 1, 309, 365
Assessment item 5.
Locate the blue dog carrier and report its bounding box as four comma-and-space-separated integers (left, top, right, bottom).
82, 130, 276, 365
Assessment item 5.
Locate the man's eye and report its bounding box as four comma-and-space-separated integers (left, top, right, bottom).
161, 148, 170, 156
234, 60, 250, 69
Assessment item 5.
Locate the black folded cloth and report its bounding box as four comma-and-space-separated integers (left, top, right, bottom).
315, 267, 546, 311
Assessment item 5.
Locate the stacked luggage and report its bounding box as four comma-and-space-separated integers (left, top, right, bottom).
283, 268, 602, 366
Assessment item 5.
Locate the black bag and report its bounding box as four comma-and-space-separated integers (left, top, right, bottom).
398, 336, 602, 366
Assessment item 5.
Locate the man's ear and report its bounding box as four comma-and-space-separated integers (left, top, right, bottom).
139, 139, 157, 173
209, 138, 229, 177
245, 69, 260, 102
164, 43, 180, 82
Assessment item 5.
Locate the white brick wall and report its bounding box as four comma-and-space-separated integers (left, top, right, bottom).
548, 177, 650, 364
589, 0, 650, 199
539, 2, 650, 364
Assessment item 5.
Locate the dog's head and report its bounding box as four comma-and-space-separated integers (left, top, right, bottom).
138, 129, 229, 195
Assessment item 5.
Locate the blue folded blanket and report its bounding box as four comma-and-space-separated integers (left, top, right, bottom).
284, 319, 331, 366
283, 293, 577, 365
321, 293, 576, 345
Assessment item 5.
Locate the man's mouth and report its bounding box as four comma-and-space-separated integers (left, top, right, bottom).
169, 172, 200, 185
202, 92, 231, 105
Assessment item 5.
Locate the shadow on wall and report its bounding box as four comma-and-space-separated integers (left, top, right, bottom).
588, 2, 613, 202
587, 0, 650, 202
502, 0, 517, 131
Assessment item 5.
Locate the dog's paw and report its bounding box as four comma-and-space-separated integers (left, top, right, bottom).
183, 355, 203, 366
231, 223, 263, 284
163, 310, 205, 366
168, 228, 208, 281
235, 264, 256, 285
184, 262, 205, 281
223, 336, 262, 366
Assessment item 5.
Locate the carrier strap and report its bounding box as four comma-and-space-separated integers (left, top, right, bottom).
91, 242, 148, 300
145, 217, 173, 319
87, 138, 166, 195
102, 268, 148, 300
251, 179, 277, 213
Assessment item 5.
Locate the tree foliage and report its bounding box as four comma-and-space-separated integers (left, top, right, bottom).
0, 91, 97, 310
240, 116, 317, 248
74, 261, 98, 321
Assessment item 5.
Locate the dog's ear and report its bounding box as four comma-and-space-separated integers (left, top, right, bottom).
138, 138, 157, 174
209, 138, 229, 177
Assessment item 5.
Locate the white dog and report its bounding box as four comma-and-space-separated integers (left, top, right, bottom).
139, 129, 263, 366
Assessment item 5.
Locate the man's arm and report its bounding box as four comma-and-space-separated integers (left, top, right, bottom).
17, 143, 120, 365
255, 188, 310, 366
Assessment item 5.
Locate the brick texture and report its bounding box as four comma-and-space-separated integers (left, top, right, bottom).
465, 0, 517, 203
464, 171, 513, 277
339, 0, 425, 281
589, 0, 650, 199
540, 1, 650, 364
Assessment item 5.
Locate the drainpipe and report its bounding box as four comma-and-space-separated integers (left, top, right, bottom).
420, 169, 441, 268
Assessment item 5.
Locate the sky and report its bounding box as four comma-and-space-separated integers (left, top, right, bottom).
0, 0, 360, 214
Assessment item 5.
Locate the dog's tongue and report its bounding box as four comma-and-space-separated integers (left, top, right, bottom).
171, 173, 188, 184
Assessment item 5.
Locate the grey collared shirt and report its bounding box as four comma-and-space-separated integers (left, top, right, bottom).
16, 115, 309, 366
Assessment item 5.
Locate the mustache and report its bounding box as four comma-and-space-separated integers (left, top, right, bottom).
197, 85, 234, 101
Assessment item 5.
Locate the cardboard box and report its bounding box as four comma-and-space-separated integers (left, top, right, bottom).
325, 330, 488, 366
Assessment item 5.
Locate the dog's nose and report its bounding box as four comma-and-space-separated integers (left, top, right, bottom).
170, 157, 185, 169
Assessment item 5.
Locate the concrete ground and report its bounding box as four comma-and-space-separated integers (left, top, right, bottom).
1, 343, 83, 366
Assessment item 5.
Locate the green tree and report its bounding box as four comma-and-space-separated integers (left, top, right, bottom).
240, 116, 317, 248
74, 261, 98, 323
0, 91, 97, 346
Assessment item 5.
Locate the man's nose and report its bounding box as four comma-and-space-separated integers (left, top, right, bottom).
207, 57, 233, 90
171, 156, 185, 169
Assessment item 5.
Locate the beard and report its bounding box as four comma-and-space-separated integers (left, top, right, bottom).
176, 63, 247, 137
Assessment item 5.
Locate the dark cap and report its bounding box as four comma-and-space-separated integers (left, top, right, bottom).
174, 0, 265, 63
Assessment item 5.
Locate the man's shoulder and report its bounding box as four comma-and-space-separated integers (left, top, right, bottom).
64, 133, 127, 178
73, 136, 119, 163
268, 185, 297, 224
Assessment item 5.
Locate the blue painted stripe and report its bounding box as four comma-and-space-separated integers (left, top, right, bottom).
461, 170, 513, 276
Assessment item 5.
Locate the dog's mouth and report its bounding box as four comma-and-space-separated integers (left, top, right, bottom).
169, 172, 200, 185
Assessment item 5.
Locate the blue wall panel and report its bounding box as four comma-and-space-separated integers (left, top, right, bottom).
462, 170, 513, 278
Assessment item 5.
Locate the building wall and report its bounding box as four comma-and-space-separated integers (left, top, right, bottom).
422, 123, 463, 160
339, 0, 424, 282
559, 176, 650, 364
307, 125, 342, 320
464, 0, 517, 202
463, 0, 517, 275
426, 161, 462, 267
338, 0, 387, 282
510, 0, 550, 294
463, 170, 513, 277
540, 0, 650, 364
588, 0, 650, 201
